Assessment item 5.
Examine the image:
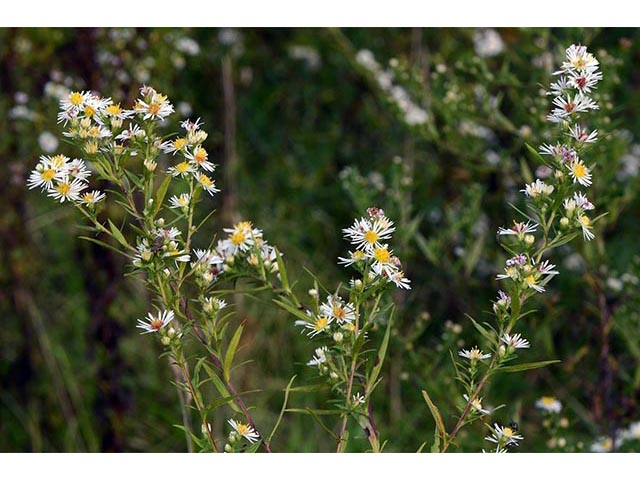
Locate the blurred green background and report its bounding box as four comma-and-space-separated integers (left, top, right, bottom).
2, 27, 640, 452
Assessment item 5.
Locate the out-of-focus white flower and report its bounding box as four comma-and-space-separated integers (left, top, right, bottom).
473, 29, 504, 58
535, 396, 563, 414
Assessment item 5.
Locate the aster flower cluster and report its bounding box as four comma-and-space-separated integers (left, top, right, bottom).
212, 221, 280, 280
27, 153, 105, 206
441, 45, 605, 453
339, 207, 411, 289
494, 45, 603, 305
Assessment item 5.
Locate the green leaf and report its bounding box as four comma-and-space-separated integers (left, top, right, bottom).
498, 359, 560, 373
78, 236, 130, 258
202, 363, 241, 414
422, 390, 447, 452
155, 174, 172, 215
366, 313, 392, 395
273, 298, 312, 323
224, 323, 244, 382
465, 314, 496, 345
267, 375, 296, 443
273, 247, 290, 292
107, 219, 129, 249
286, 383, 328, 393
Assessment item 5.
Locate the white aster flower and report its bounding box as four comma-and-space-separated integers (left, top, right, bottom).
79, 190, 106, 205
294, 315, 333, 337
535, 396, 563, 414
222, 221, 262, 255
195, 172, 220, 195
134, 91, 174, 120
27, 155, 68, 190
169, 193, 191, 209
568, 159, 592, 187
160, 137, 189, 155
560, 44, 599, 73
47, 177, 87, 203
569, 124, 598, 144
337, 250, 366, 266
307, 346, 328, 366
168, 160, 197, 178
65, 158, 91, 181
578, 214, 595, 241
60, 90, 90, 112
463, 394, 491, 415
458, 346, 491, 361
342, 216, 395, 252
185, 146, 215, 172
389, 270, 411, 289
228, 419, 260, 444
136, 309, 174, 334
497, 220, 537, 238
485, 423, 523, 447
501, 332, 530, 349
352, 392, 366, 405
521, 179, 554, 198
320, 296, 356, 324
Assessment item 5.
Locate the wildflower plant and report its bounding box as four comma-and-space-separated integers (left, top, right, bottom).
421, 44, 607, 452
270, 207, 410, 452
28, 85, 282, 453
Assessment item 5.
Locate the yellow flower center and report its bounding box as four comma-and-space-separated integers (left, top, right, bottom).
88, 126, 101, 137
178, 197, 189, 206
106, 104, 122, 116
314, 317, 328, 331
352, 250, 365, 260
332, 306, 345, 320
231, 231, 246, 245
525, 274, 537, 286
148, 102, 161, 116
82, 192, 95, 202
373, 247, 390, 264
173, 138, 188, 150
84, 105, 96, 117
580, 215, 591, 227
69, 92, 84, 105
237, 221, 252, 230
175, 161, 191, 173
42, 169, 56, 182
364, 229, 378, 244
199, 174, 213, 187
503, 427, 514, 437
150, 317, 163, 330
194, 147, 207, 163
235, 422, 250, 436
541, 396, 557, 406
572, 162, 587, 178
55, 183, 71, 196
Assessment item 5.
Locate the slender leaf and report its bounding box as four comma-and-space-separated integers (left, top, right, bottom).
224, 323, 244, 382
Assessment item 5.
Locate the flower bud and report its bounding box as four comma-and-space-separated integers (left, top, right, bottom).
145, 159, 157, 172
160, 335, 171, 346
308, 288, 318, 297
333, 332, 344, 343
560, 217, 570, 227
329, 371, 339, 380
155, 218, 165, 227
524, 234, 535, 245
224, 443, 233, 453
498, 345, 507, 357
167, 327, 176, 338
